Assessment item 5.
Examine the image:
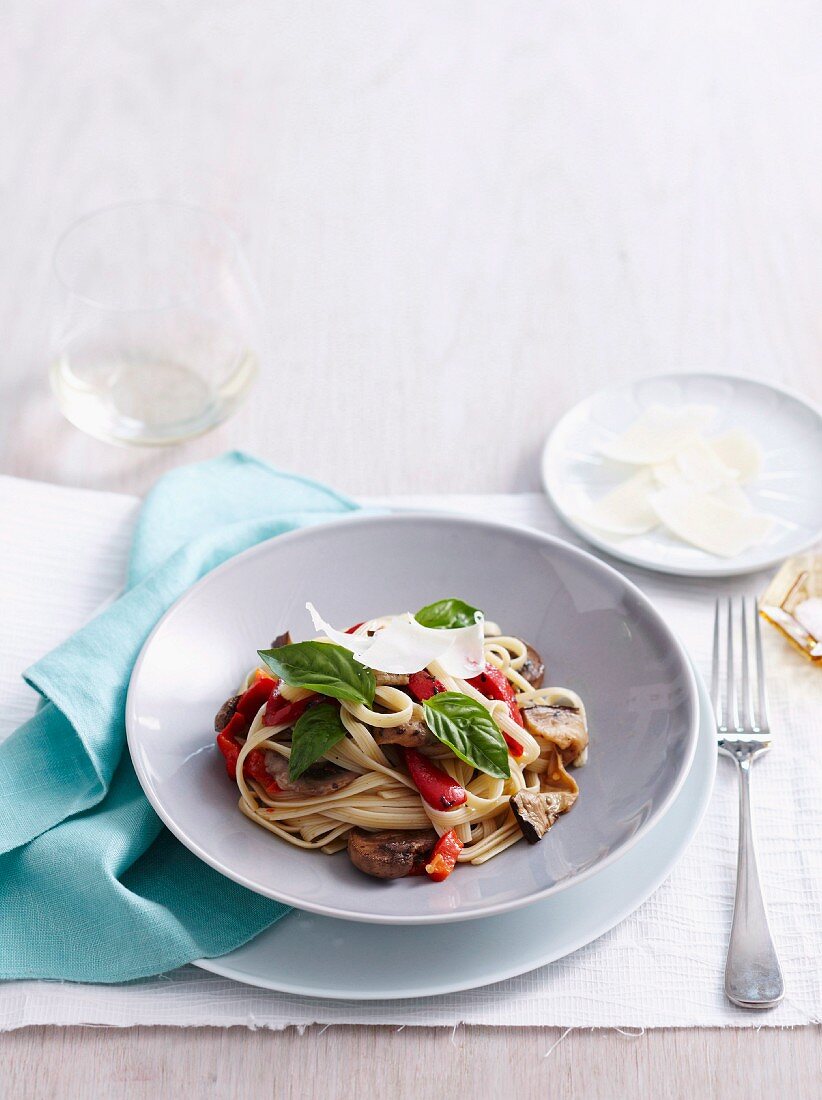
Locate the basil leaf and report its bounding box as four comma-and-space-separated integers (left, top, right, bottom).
258, 641, 376, 705
415, 598, 483, 630
288, 703, 347, 781
422, 692, 510, 779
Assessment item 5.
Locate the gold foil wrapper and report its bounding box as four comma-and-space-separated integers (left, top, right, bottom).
760, 554, 822, 664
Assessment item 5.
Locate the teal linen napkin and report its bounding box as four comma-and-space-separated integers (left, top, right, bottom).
0, 453, 359, 982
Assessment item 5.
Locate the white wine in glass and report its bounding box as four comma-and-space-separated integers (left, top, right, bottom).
51, 202, 263, 446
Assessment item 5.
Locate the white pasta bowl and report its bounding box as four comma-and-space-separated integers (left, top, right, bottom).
126, 513, 699, 924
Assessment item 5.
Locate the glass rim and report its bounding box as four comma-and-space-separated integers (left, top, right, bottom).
52, 199, 249, 313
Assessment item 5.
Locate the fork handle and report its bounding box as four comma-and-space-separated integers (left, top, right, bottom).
725, 757, 784, 1008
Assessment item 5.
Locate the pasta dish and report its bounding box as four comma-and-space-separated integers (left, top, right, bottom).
214, 599, 588, 882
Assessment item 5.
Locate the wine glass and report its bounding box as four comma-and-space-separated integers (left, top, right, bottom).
50, 201, 263, 445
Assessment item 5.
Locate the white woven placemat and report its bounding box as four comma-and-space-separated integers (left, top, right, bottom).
1, 476, 819, 1029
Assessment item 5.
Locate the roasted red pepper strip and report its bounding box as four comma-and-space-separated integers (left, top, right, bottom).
263, 683, 313, 728
216, 734, 281, 796
501, 732, 524, 758
216, 731, 241, 778
221, 676, 278, 741
239, 675, 277, 710
242, 748, 282, 796
216, 676, 282, 794
467, 664, 525, 756
407, 670, 445, 701
404, 748, 467, 811
425, 829, 463, 882
467, 665, 524, 726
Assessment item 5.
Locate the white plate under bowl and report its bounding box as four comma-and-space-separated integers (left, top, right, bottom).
127, 512, 698, 925
541, 373, 822, 578
194, 666, 715, 998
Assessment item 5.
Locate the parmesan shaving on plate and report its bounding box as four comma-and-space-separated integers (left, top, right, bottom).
305, 603, 486, 676
598, 403, 717, 464
711, 481, 753, 511
649, 487, 775, 558
672, 437, 740, 490
575, 469, 659, 535
651, 438, 738, 491
578, 403, 775, 558
708, 430, 763, 481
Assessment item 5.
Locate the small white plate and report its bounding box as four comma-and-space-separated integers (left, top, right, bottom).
194, 667, 715, 999
541, 373, 822, 578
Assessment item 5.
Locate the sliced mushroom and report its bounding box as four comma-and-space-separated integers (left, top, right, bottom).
270, 630, 292, 649
510, 790, 576, 843
373, 671, 410, 686
520, 643, 545, 688
347, 828, 438, 879
521, 703, 588, 764
214, 695, 240, 732
372, 719, 434, 749
261, 752, 357, 797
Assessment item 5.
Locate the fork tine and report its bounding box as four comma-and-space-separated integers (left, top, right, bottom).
726, 598, 739, 731
711, 598, 723, 726
754, 599, 770, 732
739, 598, 753, 729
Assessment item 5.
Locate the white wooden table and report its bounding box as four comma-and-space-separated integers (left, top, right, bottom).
2, 2, 821, 1094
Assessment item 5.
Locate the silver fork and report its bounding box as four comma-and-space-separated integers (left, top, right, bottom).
712, 596, 784, 1009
